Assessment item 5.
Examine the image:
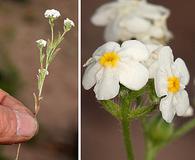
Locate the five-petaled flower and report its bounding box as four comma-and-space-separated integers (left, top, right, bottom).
154, 47, 190, 123
91, 0, 172, 44
82, 40, 149, 100
44, 9, 61, 19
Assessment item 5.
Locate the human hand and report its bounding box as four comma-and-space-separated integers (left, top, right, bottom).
0, 89, 38, 144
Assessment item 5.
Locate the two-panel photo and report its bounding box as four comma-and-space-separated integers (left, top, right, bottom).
0, 0, 194, 160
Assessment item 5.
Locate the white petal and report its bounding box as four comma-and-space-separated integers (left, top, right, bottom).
118, 61, 149, 90
160, 95, 175, 123
94, 68, 120, 100
91, 2, 117, 26
92, 42, 120, 57
119, 40, 149, 61
82, 62, 102, 90
149, 26, 164, 38
146, 44, 161, 53
174, 58, 190, 86
174, 90, 190, 116
182, 106, 194, 117
158, 46, 174, 68
120, 16, 151, 34
104, 23, 118, 41
137, 2, 170, 20
148, 61, 159, 78
154, 67, 169, 97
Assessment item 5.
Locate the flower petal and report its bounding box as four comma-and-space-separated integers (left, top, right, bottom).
158, 46, 174, 68
119, 40, 149, 61
93, 42, 120, 57
120, 16, 151, 34
146, 44, 161, 53
118, 61, 149, 90
137, 2, 170, 20
174, 90, 190, 116
174, 58, 190, 86
182, 106, 194, 117
94, 68, 120, 100
154, 67, 169, 97
160, 95, 175, 123
149, 26, 164, 39
91, 2, 118, 26
82, 62, 102, 90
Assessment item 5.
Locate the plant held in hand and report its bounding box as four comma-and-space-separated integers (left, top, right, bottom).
15, 9, 74, 160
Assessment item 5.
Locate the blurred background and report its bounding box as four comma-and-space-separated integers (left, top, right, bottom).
81, 0, 195, 160
0, 0, 77, 160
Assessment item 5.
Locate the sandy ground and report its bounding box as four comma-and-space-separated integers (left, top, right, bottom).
0, 0, 77, 160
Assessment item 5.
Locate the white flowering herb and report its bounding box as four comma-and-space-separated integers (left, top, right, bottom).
82, 40, 195, 160
15, 9, 74, 160
82, 40, 149, 100
91, 0, 172, 44
64, 18, 75, 31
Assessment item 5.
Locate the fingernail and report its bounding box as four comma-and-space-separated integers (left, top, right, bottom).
14, 110, 38, 137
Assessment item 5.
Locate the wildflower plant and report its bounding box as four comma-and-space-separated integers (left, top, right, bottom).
83, 0, 195, 160
15, 9, 74, 160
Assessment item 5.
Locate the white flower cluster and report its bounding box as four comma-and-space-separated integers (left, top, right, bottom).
82, 40, 192, 123
91, 0, 172, 44
44, 9, 61, 19
36, 39, 47, 48
44, 9, 75, 31
64, 18, 75, 31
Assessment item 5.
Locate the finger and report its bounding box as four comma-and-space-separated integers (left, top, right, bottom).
0, 90, 38, 144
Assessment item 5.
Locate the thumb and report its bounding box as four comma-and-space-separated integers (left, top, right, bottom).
0, 90, 38, 144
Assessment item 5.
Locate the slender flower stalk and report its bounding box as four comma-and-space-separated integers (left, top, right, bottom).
121, 113, 134, 160
14, 9, 74, 160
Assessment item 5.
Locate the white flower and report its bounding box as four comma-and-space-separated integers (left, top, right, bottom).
36, 39, 47, 48
143, 45, 174, 78
64, 18, 75, 31
44, 9, 61, 19
154, 48, 190, 123
91, 0, 172, 44
82, 40, 149, 100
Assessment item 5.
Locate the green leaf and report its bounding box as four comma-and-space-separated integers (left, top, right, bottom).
129, 105, 156, 119
100, 100, 121, 119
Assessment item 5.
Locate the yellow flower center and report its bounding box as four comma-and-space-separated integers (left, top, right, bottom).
167, 76, 180, 93
99, 52, 120, 68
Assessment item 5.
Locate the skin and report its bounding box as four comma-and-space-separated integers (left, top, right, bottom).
0, 89, 38, 144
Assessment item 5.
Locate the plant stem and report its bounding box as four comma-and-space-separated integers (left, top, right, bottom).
121, 119, 134, 160
120, 98, 134, 160
145, 140, 157, 160
15, 143, 21, 160
50, 24, 54, 44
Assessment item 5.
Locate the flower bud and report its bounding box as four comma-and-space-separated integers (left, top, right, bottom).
64, 18, 75, 32
147, 115, 174, 143
36, 39, 47, 48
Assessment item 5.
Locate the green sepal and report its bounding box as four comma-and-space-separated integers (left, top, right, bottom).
99, 100, 121, 120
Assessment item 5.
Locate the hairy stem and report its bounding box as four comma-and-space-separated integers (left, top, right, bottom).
121, 119, 134, 160
121, 99, 134, 160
